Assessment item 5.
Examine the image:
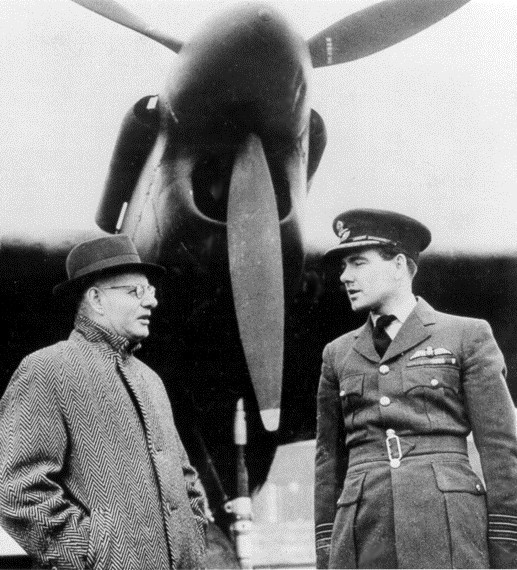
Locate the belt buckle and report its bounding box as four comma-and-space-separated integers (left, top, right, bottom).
386, 429, 402, 468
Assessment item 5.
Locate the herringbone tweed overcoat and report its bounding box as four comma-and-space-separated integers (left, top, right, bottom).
0, 316, 206, 569
315, 297, 517, 569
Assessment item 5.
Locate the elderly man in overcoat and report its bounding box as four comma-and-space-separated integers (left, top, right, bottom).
314, 209, 517, 569
0, 235, 206, 569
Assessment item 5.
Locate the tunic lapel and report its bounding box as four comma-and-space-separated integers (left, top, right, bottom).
352, 298, 437, 363
353, 319, 380, 363
381, 297, 436, 362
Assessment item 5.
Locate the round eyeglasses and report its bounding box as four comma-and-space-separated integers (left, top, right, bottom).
100, 284, 156, 299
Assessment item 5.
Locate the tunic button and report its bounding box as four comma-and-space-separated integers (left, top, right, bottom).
475, 484, 483, 492
380, 396, 391, 407
430, 378, 439, 387
339, 390, 346, 397
379, 365, 390, 374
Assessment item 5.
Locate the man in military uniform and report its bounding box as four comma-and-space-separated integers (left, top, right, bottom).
314, 209, 517, 569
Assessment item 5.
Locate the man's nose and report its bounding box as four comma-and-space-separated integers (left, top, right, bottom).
142, 292, 158, 309
340, 267, 352, 284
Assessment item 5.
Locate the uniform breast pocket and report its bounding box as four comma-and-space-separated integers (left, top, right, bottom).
338, 374, 364, 430
402, 365, 461, 429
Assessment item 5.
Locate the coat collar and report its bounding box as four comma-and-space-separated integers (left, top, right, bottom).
73, 314, 140, 358
353, 297, 436, 363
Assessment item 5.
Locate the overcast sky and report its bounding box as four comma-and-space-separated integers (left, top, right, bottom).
1, 0, 516, 254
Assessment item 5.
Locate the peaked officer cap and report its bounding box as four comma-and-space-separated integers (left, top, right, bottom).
53, 234, 165, 297
324, 209, 431, 263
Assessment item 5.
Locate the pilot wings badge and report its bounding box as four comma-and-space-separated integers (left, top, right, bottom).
408, 346, 456, 367
409, 346, 453, 360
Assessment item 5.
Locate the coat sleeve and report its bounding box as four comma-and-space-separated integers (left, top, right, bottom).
174, 426, 208, 543
0, 352, 93, 570
462, 319, 517, 569
314, 343, 348, 569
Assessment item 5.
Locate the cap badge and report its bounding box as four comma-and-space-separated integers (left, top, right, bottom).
337, 226, 351, 242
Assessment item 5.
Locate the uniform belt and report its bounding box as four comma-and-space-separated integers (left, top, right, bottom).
348, 432, 468, 468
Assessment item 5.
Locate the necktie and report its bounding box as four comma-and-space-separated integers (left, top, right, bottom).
373, 314, 397, 357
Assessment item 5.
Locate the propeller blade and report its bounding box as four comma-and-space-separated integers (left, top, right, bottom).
227, 134, 284, 432
309, 0, 471, 67
70, 0, 182, 53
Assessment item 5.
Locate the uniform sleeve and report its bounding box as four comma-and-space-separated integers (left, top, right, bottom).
462, 319, 517, 569
314, 343, 348, 569
0, 354, 92, 570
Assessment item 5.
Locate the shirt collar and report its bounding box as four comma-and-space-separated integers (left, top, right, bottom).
370, 295, 417, 326
74, 314, 140, 357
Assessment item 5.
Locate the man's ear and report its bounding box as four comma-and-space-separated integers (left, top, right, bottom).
86, 286, 105, 315
394, 253, 408, 278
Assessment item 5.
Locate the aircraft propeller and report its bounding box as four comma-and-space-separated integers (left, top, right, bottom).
227, 134, 284, 433
71, 0, 472, 66
68, 0, 473, 435
70, 0, 183, 52
309, 0, 472, 66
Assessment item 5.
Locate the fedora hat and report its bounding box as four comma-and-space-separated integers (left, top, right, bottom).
53, 234, 166, 297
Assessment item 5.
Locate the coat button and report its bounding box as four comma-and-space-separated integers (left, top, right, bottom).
380, 396, 391, 406
379, 365, 390, 374
475, 484, 483, 492
339, 390, 346, 397
430, 378, 439, 387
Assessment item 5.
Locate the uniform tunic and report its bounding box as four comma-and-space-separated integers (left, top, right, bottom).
315, 298, 517, 569
0, 315, 206, 569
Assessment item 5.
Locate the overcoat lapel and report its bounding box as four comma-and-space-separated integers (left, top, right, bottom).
116, 357, 159, 446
